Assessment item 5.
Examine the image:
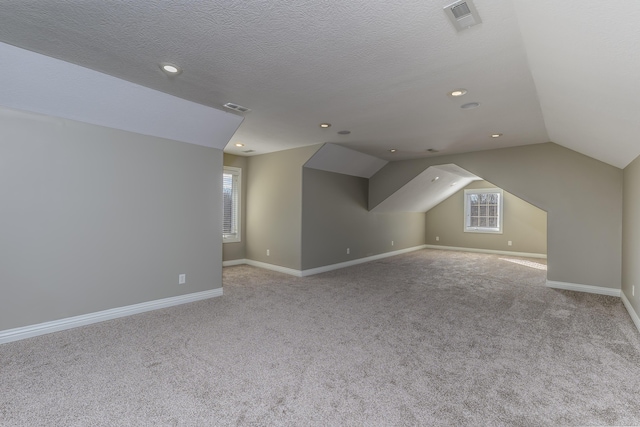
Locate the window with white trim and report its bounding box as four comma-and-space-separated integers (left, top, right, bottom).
464, 188, 503, 234
223, 166, 241, 243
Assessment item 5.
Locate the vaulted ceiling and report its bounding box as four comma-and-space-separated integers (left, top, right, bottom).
0, 1, 638, 168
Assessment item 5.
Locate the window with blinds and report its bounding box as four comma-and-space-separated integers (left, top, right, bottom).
223, 166, 241, 242
464, 188, 503, 234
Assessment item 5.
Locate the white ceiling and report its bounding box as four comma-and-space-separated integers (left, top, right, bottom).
0, 1, 638, 167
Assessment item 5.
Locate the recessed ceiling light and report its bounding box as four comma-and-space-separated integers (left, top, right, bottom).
432, 176, 440, 182
319, 123, 332, 128
491, 133, 503, 138
450, 89, 467, 97
337, 130, 351, 135
461, 102, 480, 109
160, 62, 182, 75
389, 149, 397, 153
451, 182, 458, 186
235, 143, 245, 147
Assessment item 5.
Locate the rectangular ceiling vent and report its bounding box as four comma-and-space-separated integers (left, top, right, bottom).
223, 102, 251, 113
444, 0, 482, 32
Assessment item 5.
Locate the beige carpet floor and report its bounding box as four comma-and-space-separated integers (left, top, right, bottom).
1, 249, 639, 426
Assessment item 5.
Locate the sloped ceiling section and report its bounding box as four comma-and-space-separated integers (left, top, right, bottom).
371, 164, 481, 213
0, 42, 243, 148
304, 144, 388, 178
513, 0, 640, 168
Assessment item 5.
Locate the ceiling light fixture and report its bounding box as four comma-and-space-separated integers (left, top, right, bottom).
491, 133, 503, 138
432, 176, 440, 182
427, 148, 439, 153
389, 149, 397, 153
319, 123, 331, 128
235, 143, 245, 147
460, 102, 480, 109
450, 89, 467, 97
337, 130, 351, 135
160, 62, 182, 76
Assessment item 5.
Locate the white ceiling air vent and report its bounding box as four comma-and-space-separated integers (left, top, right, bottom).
444, 0, 482, 32
223, 102, 251, 113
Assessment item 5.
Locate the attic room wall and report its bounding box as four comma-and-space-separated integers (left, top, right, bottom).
0, 107, 224, 331
223, 153, 247, 262
245, 145, 321, 270
301, 168, 425, 270
370, 143, 622, 290
425, 180, 547, 256
622, 154, 640, 320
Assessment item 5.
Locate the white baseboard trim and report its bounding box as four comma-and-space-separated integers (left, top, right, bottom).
222, 259, 247, 267
223, 258, 301, 276
300, 245, 428, 277
222, 245, 429, 277
244, 259, 303, 277
423, 244, 547, 259
0, 288, 223, 345
546, 280, 620, 297
621, 292, 640, 334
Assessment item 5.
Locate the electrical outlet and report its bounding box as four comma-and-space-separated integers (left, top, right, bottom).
266, 249, 270, 256
508, 241, 513, 246
178, 274, 186, 285
347, 248, 350, 254
436, 236, 439, 241
391, 241, 394, 246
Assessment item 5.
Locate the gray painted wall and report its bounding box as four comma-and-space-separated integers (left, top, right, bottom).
246, 145, 321, 270
223, 153, 247, 262
301, 168, 425, 270
622, 154, 640, 319
425, 180, 547, 255
0, 108, 224, 330
370, 143, 622, 289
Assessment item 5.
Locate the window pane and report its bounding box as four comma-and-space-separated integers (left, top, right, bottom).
480, 193, 488, 203
478, 217, 487, 227
489, 217, 497, 228
479, 206, 487, 216
471, 206, 479, 216
470, 217, 478, 227
489, 206, 497, 217
223, 168, 241, 241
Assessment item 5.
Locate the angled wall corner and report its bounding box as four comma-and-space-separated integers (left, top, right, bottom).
371, 164, 481, 213
304, 143, 388, 178
0, 41, 244, 149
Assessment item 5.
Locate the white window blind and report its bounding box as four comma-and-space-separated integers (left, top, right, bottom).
223, 167, 241, 242
464, 188, 503, 234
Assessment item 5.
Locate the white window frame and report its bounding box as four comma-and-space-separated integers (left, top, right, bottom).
223, 166, 241, 243
464, 188, 503, 234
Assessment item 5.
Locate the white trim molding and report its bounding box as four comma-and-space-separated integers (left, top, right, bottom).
223, 245, 428, 277
245, 260, 303, 277
222, 259, 247, 267
0, 288, 223, 345
546, 280, 621, 297
423, 244, 547, 259
621, 292, 640, 334
300, 245, 428, 277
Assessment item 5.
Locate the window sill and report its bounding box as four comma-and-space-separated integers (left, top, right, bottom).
464, 228, 503, 234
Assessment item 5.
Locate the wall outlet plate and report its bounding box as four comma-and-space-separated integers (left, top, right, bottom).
178, 274, 186, 285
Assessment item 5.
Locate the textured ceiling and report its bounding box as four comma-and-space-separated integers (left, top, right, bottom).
0, 1, 638, 167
